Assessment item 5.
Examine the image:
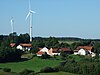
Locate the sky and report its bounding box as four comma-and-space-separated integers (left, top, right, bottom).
0, 0, 100, 39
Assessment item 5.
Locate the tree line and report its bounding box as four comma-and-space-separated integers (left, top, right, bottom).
0, 32, 100, 62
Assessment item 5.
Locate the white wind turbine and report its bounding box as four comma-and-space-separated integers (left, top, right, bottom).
25, 0, 36, 42
10, 17, 14, 34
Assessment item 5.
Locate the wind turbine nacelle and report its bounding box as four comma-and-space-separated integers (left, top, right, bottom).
30, 10, 36, 13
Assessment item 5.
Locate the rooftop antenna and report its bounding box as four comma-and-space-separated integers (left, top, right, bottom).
25, 0, 36, 42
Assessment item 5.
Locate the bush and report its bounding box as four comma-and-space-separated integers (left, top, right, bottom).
40, 67, 56, 73
19, 69, 35, 75
2, 68, 11, 72
41, 52, 51, 59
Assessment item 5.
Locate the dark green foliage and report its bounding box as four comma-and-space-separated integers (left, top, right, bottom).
19, 69, 35, 75
60, 51, 68, 60
60, 43, 70, 48
15, 33, 30, 45
40, 67, 58, 73
41, 52, 51, 59
94, 42, 100, 59
2, 68, 11, 72
0, 47, 23, 62
55, 55, 100, 75
45, 37, 59, 48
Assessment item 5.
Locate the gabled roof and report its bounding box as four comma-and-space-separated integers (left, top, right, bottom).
10, 43, 16, 47
76, 46, 93, 51
20, 44, 32, 47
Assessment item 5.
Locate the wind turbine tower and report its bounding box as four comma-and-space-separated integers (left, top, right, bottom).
10, 17, 14, 34
26, 0, 36, 42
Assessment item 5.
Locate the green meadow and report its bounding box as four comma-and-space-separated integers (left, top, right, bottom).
0, 57, 60, 73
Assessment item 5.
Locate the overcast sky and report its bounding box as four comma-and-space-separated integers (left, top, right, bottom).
0, 0, 100, 39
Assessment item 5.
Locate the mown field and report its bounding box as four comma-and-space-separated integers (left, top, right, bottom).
0, 57, 60, 73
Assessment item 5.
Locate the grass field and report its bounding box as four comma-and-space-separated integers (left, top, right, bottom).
58, 40, 80, 44
40, 72, 79, 75
0, 57, 60, 73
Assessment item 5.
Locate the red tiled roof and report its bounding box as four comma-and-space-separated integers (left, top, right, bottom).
36, 51, 45, 55
20, 44, 32, 47
10, 43, 15, 47
76, 46, 93, 51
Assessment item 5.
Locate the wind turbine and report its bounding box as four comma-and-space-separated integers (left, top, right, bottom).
25, 0, 36, 42
10, 17, 14, 34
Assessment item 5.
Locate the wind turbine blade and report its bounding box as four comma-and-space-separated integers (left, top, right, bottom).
29, 0, 31, 10
25, 12, 30, 20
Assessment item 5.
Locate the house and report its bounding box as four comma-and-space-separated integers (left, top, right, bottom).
74, 46, 95, 57
36, 47, 72, 56
49, 48, 60, 56
36, 47, 50, 56
17, 43, 32, 51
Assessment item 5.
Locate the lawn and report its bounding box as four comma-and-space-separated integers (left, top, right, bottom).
0, 57, 60, 73
40, 72, 80, 75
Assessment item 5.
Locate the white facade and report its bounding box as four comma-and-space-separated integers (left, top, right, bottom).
40, 47, 49, 54
17, 45, 23, 50
78, 49, 86, 55
17, 45, 31, 51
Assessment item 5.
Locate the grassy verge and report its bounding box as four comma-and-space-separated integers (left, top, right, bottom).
40, 72, 80, 75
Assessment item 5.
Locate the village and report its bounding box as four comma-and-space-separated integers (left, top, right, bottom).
0, 0, 100, 75
10, 41, 96, 57
0, 34, 100, 75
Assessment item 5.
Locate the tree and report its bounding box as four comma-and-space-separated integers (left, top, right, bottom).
45, 37, 59, 48
60, 51, 68, 60
0, 46, 23, 62
18, 33, 30, 43
59, 43, 70, 48
94, 42, 100, 59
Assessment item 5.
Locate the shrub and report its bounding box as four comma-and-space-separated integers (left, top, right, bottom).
2, 68, 11, 72
41, 52, 51, 59
19, 69, 35, 75
40, 67, 55, 73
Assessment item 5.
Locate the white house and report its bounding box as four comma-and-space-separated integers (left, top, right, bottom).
78, 49, 87, 55
74, 46, 95, 57
36, 47, 50, 56
17, 44, 32, 51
